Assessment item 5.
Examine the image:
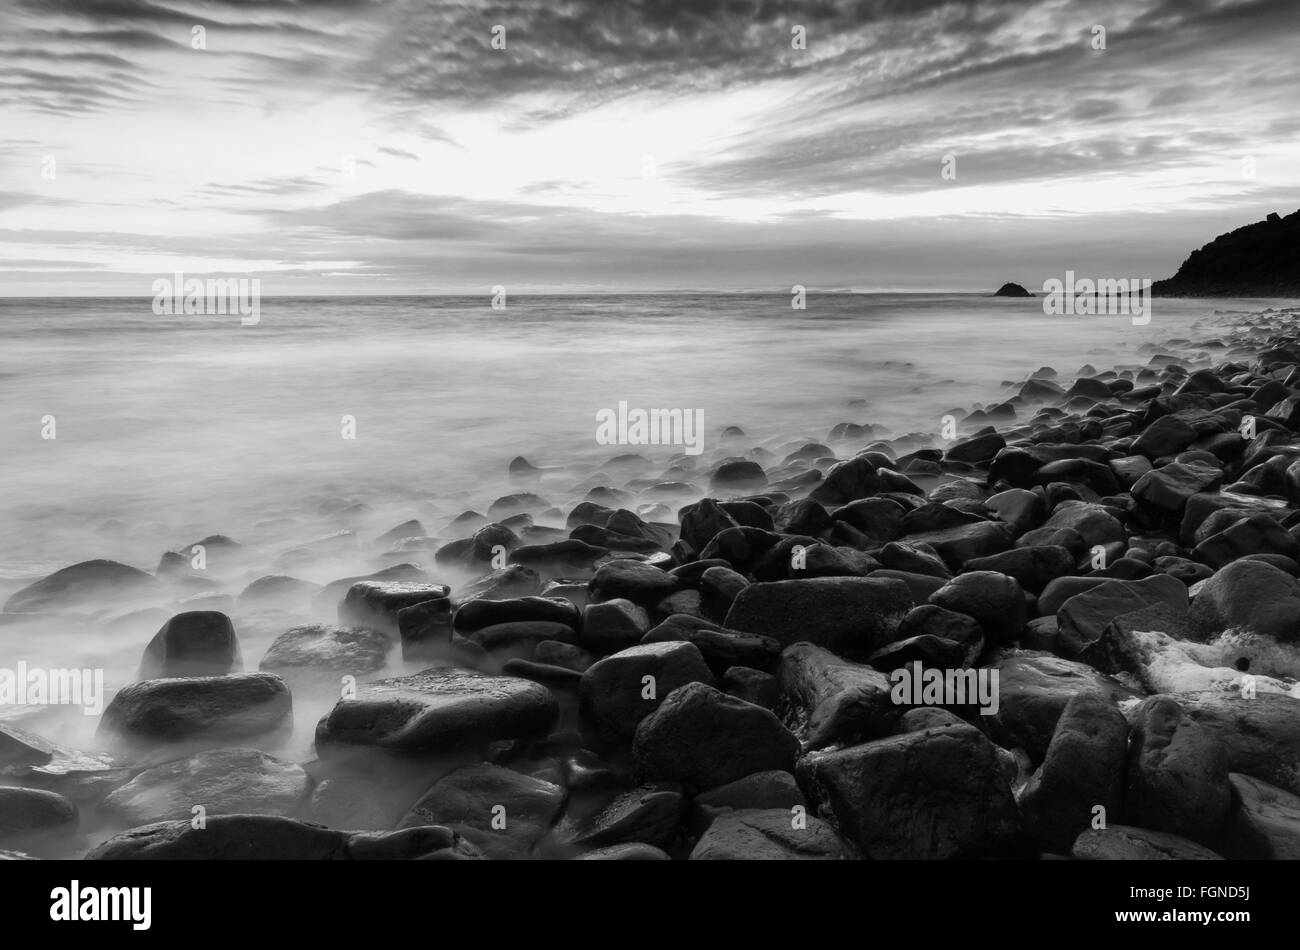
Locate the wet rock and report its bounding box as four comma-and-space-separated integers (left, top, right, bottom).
0, 723, 55, 769
678, 499, 740, 551
1070, 825, 1223, 860
86, 815, 481, 859
642, 614, 780, 676
721, 666, 779, 709
99, 672, 292, 750
102, 748, 308, 826
453, 596, 580, 632
565, 782, 684, 852
1132, 460, 1223, 513
1130, 414, 1199, 459
0, 787, 77, 850
314, 668, 558, 757
1194, 512, 1300, 568
259, 624, 392, 689
236, 575, 321, 612
139, 610, 243, 679
574, 842, 671, 860
929, 571, 1026, 646
338, 581, 450, 636
1189, 559, 1300, 642
397, 763, 564, 859
1217, 773, 1300, 860
1019, 692, 1128, 852
724, 577, 911, 655
711, 459, 768, 492
579, 640, 713, 748
809, 457, 880, 506
689, 809, 853, 860
633, 682, 799, 791
798, 722, 1021, 859
589, 559, 680, 608
1056, 574, 1189, 657
3, 559, 160, 614
980, 652, 1138, 763
1177, 691, 1300, 796
454, 565, 542, 602
778, 643, 897, 750
1126, 696, 1229, 844
579, 598, 650, 654
963, 546, 1074, 593
691, 770, 805, 831
396, 597, 454, 662
904, 521, 1015, 566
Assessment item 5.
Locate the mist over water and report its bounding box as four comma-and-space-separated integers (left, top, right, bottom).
0, 292, 1277, 755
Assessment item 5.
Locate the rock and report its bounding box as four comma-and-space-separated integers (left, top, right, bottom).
1130, 414, 1199, 459
721, 666, 779, 709
903, 521, 1015, 566
711, 459, 768, 492
929, 571, 1026, 646
574, 843, 671, 860
833, 497, 906, 542
311, 564, 431, 616
99, 673, 292, 750
469, 621, 576, 658
809, 456, 880, 506
0, 787, 77, 849
1151, 208, 1300, 296
1036, 501, 1126, 548
678, 499, 740, 551
453, 596, 580, 632
454, 565, 542, 602
1217, 773, 1300, 859
589, 559, 680, 607
338, 581, 449, 636
396, 597, 454, 661
1056, 575, 1189, 657
1070, 825, 1223, 860
1189, 559, 1300, 642
236, 575, 320, 611
314, 668, 558, 756
692, 770, 806, 830
1126, 696, 1230, 844
963, 546, 1074, 593
642, 614, 780, 676
102, 748, 308, 826
894, 604, 984, 664
0, 723, 55, 769
797, 722, 1021, 859
579, 641, 714, 748
633, 682, 799, 792
778, 643, 897, 750
1132, 460, 1223, 513
1019, 692, 1128, 852
1177, 692, 1300, 796
866, 635, 969, 672
985, 488, 1044, 535
579, 598, 650, 654
307, 775, 415, 831
566, 782, 684, 852
1194, 513, 1300, 569
994, 282, 1033, 297
980, 652, 1137, 762
946, 430, 1006, 464
139, 611, 243, 679
259, 624, 392, 690
698, 566, 748, 619
724, 577, 911, 655
771, 498, 832, 536
689, 809, 854, 860
397, 763, 564, 859
85, 815, 482, 860
3, 559, 160, 614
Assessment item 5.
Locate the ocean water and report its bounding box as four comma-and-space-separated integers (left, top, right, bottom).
0, 291, 1287, 756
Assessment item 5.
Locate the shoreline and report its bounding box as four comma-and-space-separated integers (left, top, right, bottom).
3, 304, 1300, 859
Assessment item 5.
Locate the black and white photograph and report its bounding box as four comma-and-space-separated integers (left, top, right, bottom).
0, 0, 1296, 926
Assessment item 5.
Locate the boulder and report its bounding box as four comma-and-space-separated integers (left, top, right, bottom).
579, 641, 714, 748
778, 643, 898, 750
689, 809, 854, 860
99, 672, 292, 750
724, 577, 911, 655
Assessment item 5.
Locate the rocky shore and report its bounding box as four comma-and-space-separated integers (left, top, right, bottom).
5, 306, 1300, 860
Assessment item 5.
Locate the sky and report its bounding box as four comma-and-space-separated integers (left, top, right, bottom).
0, 0, 1297, 294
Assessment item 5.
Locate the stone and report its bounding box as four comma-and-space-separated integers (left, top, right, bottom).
689, 809, 854, 860
929, 571, 1027, 646
797, 723, 1021, 859
3, 559, 160, 614
1126, 696, 1230, 844
1189, 559, 1300, 642
579, 641, 714, 748
1070, 825, 1223, 860
724, 577, 912, 655
99, 673, 292, 750
397, 763, 564, 859
778, 643, 898, 750
101, 748, 308, 827
1217, 773, 1300, 860
338, 581, 450, 636
314, 668, 558, 756
633, 682, 799, 792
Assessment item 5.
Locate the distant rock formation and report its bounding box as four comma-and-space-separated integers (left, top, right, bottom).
994, 282, 1033, 297
1152, 209, 1300, 297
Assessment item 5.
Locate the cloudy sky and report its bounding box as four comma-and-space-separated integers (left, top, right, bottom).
1, 0, 1296, 294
